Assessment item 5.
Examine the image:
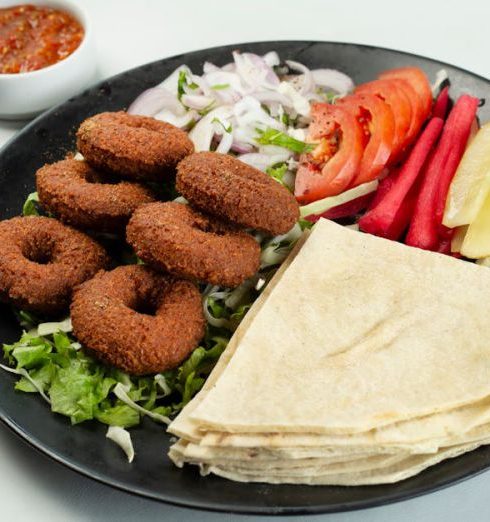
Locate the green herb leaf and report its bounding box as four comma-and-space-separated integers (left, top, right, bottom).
265, 162, 289, 186
210, 83, 230, 90
299, 218, 314, 230
255, 128, 313, 153
178, 70, 199, 102
177, 71, 188, 101
22, 192, 40, 216
13, 310, 40, 330
211, 117, 232, 133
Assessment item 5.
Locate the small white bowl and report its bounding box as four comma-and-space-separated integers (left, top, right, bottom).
0, 0, 97, 120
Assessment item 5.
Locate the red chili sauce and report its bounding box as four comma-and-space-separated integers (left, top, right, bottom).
0, 4, 84, 74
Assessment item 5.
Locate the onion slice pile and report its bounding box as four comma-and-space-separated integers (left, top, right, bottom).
128, 51, 354, 180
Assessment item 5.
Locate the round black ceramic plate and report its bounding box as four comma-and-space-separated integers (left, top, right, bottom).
1, 41, 490, 516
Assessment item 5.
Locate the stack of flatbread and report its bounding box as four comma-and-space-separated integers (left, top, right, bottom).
168, 219, 490, 485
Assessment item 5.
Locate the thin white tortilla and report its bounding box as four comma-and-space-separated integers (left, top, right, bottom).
170, 422, 490, 466
188, 220, 490, 434
168, 231, 310, 441
196, 394, 490, 448
203, 440, 489, 485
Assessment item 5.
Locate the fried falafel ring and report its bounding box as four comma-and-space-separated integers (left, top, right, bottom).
77, 111, 194, 181
36, 159, 156, 233
0, 216, 109, 316
127, 202, 261, 288
71, 265, 205, 375
176, 152, 300, 236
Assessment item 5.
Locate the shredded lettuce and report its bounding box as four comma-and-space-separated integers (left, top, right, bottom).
0, 216, 306, 453
255, 127, 314, 153
106, 426, 135, 463
1, 322, 227, 428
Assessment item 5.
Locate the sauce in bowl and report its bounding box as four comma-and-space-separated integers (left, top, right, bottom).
0, 4, 84, 74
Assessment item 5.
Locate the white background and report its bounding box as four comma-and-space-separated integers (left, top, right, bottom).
1, 0, 490, 520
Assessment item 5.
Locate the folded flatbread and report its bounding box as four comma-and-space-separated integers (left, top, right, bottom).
169, 219, 490, 485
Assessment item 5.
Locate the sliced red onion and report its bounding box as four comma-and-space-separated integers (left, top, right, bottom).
277, 82, 310, 116
153, 109, 197, 129
234, 96, 284, 130
215, 131, 234, 154
230, 141, 254, 154
189, 106, 234, 151
305, 92, 325, 103
311, 69, 354, 94
262, 51, 280, 68
201, 70, 243, 104
221, 62, 235, 72
127, 87, 183, 117
233, 52, 280, 91
191, 76, 213, 97
158, 65, 192, 95
252, 90, 293, 107
203, 71, 243, 92
203, 61, 219, 74
285, 60, 314, 95
238, 150, 291, 171
181, 94, 215, 111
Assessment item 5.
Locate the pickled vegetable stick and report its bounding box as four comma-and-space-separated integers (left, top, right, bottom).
443, 123, 490, 228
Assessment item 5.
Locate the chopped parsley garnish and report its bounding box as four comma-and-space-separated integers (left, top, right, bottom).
212, 117, 232, 133
177, 70, 198, 101
255, 128, 313, 154
266, 162, 291, 190
210, 83, 230, 90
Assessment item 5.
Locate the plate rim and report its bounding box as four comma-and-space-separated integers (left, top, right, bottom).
1, 39, 489, 516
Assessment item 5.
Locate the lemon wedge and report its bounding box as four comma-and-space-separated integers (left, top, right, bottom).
443, 123, 490, 228
461, 191, 490, 258
451, 225, 468, 253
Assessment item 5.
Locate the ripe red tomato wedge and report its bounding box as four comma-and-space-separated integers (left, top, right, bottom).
355, 79, 412, 164
337, 93, 395, 185
386, 77, 426, 146
378, 67, 432, 121
294, 103, 364, 203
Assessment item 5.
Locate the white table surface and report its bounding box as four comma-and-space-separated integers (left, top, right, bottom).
1, 0, 490, 520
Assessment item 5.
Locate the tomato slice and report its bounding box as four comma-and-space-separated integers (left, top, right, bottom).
386, 77, 426, 147
337, 93, 395, 185
294, 103, 364, 203
355, 80, 412, 164
378, 67, 432, 121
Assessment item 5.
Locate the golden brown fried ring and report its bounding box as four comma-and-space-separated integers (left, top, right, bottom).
70, 265, 205, 375
0, 216, 109, 316
36, 159, 156, 233
77, 111, 194, 181
176, 152, 299, 235
127, 202, 260, 288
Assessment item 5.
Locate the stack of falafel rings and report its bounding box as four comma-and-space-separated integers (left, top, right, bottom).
168, 220, 490, 485
0, 110, 299, 376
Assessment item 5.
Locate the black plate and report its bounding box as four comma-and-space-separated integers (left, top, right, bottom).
1, 41, 490, 516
